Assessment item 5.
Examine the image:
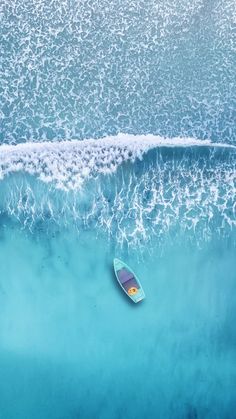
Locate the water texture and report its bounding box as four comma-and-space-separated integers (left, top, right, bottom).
0, 0, 236, 144
0, 0, 236, 418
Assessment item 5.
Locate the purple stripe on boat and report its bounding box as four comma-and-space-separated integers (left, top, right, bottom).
117, 268, 134, 284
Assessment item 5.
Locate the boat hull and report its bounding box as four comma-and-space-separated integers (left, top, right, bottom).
113, 258, 145, 303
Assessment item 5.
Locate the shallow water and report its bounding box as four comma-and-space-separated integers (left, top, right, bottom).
0, 225, 236, 419
0, 0, 236, 417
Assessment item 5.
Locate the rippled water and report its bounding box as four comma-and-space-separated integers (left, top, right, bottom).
0, 0, 236, 418
1, 0, 236, 144
1, 141, 235, 247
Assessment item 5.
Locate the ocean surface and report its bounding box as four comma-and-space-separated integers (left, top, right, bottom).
0, 1, 236, 418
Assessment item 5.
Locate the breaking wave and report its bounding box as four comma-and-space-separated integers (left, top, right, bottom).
0, 134, 234, 190
0, 134, 235, 247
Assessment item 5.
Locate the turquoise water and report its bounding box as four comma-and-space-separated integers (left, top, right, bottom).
0, 0, 236, 418
0, 223, 236, 418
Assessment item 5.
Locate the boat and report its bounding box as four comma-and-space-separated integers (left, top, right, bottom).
113, 258, 145, 303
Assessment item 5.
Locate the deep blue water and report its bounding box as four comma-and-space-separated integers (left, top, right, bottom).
0, 0, 236, 418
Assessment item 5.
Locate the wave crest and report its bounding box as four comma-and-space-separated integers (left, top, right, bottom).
0, 136, 235, 247
0, 134, 233, 190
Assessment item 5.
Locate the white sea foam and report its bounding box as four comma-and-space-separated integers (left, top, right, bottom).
0, 134, 234, 190
1, 0, 235, 145
0, 134, 235, 247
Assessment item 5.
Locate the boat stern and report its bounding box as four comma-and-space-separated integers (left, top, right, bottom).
132, 289, 145, 303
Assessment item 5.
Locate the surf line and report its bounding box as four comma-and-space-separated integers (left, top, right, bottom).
0, 134, 235, 190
